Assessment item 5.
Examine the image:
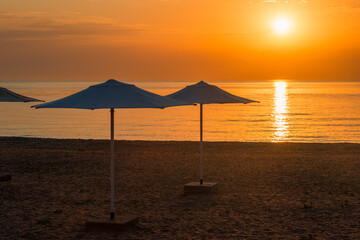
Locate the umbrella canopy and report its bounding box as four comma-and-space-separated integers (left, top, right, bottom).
33, 79, 192, 220
166, 80, 256, 104
166, 81, 258, 185
33, 79, 187, 109
0, 87, 43, 102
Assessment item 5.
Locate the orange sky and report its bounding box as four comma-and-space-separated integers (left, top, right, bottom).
0, 0, 359, 81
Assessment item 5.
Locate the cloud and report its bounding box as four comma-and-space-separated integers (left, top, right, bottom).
0, 12, 147, 42
258, 0, 360, 8
261, 0, 307, 3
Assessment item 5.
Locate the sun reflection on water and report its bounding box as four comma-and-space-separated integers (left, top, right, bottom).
272, 81, 289, 142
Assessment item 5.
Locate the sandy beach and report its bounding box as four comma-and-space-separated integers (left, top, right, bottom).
1, 137, 360, 239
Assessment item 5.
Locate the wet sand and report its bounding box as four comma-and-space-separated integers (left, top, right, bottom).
1, 137, 360, 239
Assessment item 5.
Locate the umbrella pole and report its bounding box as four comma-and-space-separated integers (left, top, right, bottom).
200, 104, 203, 185
110, 108, 115, 220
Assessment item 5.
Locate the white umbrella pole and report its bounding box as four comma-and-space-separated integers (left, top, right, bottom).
110, 108, 115, 220
200, 104, 203, 185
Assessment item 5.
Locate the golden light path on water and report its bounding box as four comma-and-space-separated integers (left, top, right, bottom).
272, 81, 289, 142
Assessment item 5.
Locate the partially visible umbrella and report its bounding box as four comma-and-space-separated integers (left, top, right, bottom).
166, 81, 259, 185
0, 87, 43, 183
33, 79, 192, 220
0, 87, 43, 102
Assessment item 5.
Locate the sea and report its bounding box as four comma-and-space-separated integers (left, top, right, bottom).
0, 80, 359, 143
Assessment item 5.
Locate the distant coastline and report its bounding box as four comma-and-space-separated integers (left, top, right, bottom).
1, 79, 360, 83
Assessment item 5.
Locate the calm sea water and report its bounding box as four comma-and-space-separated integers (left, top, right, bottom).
0, 81, 359, 143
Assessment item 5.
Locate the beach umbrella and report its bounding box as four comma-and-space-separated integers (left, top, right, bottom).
0, 87, 43, 183
32, 79, 192, 220
0, 87, 43, 102
166, 81, 258, 185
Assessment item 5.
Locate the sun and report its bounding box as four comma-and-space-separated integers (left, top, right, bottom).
272, 17, 292, 35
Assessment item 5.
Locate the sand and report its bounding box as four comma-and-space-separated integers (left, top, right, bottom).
1, 137, 360, 239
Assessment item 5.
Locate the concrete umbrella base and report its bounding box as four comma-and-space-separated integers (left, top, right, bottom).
0, 174, 12, 182
184, 182, 218, 195
85, 216, 139, 231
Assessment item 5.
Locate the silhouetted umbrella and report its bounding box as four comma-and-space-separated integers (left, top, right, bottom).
33, 79, 192, 220
0, 87, 43, 102
166, 81, 258, 185
0, 87, 43, 183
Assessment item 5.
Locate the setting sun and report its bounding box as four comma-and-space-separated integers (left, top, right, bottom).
273, 17, 292, 34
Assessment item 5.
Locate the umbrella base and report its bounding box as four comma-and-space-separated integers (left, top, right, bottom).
184, 182, 217, 195
0, 174, 12, 182
85, 215, 139, 231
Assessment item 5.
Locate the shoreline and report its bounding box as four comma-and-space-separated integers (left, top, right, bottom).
2, 136, 360, 145
1, 136, 360, 239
